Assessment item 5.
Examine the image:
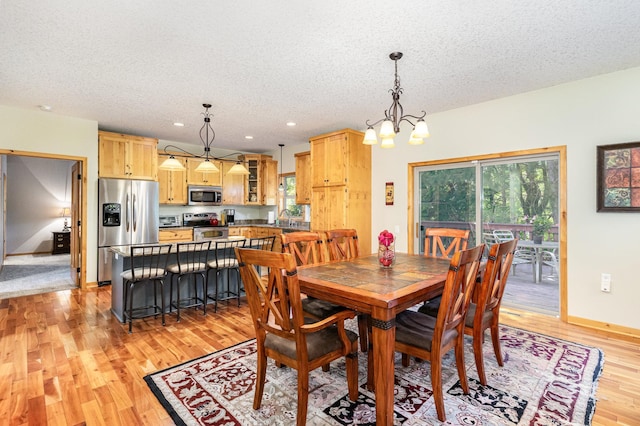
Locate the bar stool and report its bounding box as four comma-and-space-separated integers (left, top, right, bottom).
248, 235, 276, 275
167, 241, 211, 321
121, 244, 172, 333
206, 239, 246, 312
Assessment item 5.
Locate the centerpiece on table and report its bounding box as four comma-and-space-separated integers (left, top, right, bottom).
378, 230, 395, 268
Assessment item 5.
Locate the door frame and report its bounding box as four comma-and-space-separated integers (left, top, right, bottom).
0, 149, 87, 289
408, 146, 567, 321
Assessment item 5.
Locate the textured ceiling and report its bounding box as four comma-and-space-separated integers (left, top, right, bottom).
1, 1, 640, 153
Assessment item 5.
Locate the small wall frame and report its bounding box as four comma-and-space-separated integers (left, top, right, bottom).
597, 141, 640, 212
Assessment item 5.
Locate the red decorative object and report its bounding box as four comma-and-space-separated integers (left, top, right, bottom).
377, 230, 395, 268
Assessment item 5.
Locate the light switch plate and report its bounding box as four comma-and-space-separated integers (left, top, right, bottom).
601, 273, 611, 292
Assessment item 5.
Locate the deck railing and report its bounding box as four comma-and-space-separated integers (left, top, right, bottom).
419, 221, 559, 244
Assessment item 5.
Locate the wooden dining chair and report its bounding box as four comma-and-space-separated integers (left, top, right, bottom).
235, 247, 359, 426
421, 227, 471, 311
325, 229, 369, 352
420, 238, 517, 385
424, 227, 470, 258
395, 244, 484, 422
280, 231, 326, 265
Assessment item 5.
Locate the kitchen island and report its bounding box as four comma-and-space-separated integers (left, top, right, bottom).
110, 237, 246, 322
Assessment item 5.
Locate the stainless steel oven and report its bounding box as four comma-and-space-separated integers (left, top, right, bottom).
184, 212, 229, 241
193, 226, 229, 241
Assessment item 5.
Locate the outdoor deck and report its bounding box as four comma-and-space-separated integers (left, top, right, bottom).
501, 261, 559, 316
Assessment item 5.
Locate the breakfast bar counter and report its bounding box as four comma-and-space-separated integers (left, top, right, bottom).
109, 237, 246, 322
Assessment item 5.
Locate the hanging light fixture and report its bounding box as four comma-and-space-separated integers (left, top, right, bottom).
363, 52, 430, 148
159, 103, 250, 175
278, 144, 285, 192
194, 103, 219, 173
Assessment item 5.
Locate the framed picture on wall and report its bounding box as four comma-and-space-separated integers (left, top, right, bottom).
597, 141, 640, 212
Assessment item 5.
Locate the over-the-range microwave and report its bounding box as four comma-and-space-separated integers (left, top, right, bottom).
188, 185, 223, 206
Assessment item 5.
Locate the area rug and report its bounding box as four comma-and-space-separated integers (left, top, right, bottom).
144, 324, 603, 425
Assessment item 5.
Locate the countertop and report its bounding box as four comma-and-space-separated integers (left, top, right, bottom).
228, 223, 311, 232
110, 236, 247, 257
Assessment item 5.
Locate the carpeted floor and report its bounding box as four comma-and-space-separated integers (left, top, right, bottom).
145, 324, 603, 426
0, 254, 75, 299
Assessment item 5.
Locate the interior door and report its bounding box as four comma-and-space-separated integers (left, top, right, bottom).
70, 161, 81, 286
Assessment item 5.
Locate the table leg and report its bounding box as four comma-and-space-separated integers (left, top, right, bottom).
535, 250, 543, 283
371, 307, 395, 426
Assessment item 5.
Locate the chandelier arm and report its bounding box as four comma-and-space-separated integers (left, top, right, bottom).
398, 111, 428, 128
162, 144, 201, 158
161, 145, 247, 163
365, 117, 388, 128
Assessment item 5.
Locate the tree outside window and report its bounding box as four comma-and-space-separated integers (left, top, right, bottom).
283, 175, 302, 217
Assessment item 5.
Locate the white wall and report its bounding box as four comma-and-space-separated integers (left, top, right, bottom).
370, 67, 640, 330
0, 105, 98, 283
6, 156, 74, 254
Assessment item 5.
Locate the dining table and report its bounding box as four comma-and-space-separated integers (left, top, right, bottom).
516, 240, 559, 283
297, 252, 452, 426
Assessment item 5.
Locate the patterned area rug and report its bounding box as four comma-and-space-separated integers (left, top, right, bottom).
145, 324, 603, 425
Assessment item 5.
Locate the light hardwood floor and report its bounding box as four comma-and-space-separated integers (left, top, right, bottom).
0, 288, 637, 425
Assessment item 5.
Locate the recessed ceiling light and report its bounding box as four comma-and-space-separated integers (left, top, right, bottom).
173, 122, 184, 127
39, 105, 52, 112
286, 122, 296, 127
245, 135, 254, 140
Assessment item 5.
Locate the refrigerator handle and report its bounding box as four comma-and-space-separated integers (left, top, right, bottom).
125, 193, 130, 232
132, 193, 137, 232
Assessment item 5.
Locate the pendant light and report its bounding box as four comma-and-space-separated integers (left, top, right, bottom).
278, 144, 285, 192
159, 103, 250, 175
363, 52, 430, 147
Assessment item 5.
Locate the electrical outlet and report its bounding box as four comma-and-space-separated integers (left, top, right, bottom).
394, 225, 400, 236
601, 273, 611, 292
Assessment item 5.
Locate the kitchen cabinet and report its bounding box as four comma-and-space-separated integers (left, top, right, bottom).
295, 151, 311, 204
241, 154, 278, 205
98, 131, 158, 180
237, 226, 282, 253
52, 232, 70, 254
310, 129, 371, 252
159, 228, 193, 243
221, 161, 245, 205
228, 227, 244, 236
186, 157, 223, 186
158, 154, 187, 204
263, 157, 278, 205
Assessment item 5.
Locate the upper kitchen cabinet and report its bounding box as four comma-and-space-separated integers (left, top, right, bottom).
158, 154, 187, 204
310, 129, 371, 251
263, 157, 278, 205
186, 157, 223, 186
221, 161, 245, 205
241, 154, 277, 205
295, 151, 311, 204
98, 131, 158, 180
311, 131, 352, 187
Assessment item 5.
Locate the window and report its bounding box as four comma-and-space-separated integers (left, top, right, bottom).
283, 175, 302, 217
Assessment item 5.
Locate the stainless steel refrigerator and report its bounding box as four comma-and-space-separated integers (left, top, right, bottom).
98, 178, 159, 285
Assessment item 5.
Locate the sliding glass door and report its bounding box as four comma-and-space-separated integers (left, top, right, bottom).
414, 153, 560, 315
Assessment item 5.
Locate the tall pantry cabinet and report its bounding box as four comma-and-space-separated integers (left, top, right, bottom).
310, 129, 371, 253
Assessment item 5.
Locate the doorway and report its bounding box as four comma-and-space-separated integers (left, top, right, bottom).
0, 150, 86, 296
409, 147, 567, 319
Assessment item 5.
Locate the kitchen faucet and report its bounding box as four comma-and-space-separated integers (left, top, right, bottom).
278, 209, 294, 227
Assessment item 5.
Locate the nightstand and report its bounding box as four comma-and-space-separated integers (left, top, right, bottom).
52, 231, 71, 254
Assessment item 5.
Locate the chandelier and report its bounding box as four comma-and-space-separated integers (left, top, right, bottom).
363, 52, 430, 148
159, 103, 250, 175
